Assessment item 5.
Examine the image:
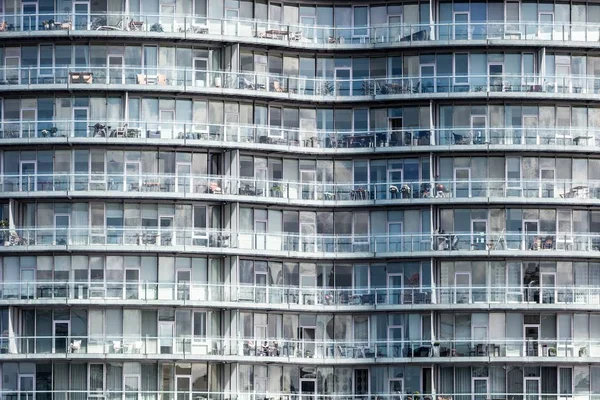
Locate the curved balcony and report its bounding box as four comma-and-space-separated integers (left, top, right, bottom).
2, 119, 598, 155
2, 67, 599, 102
2, 335, 599, 362
0, 393, 590, 400
1, 281, 599, 310
5, 174, 600, 206
1, 229, 600, 258
4, 12, 600, 48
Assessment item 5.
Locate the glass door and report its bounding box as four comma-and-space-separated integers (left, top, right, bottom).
523, 115, 539, 145
335, 68, 351, 96
256, 167, 268, 197
125, 162, 141, 192
160, 4, 176, 32
255, 271, 268, 303
159, 322, 174, 353
471, 115, 487, 144
5, 55, 20, 84
472, 378, 489, 400
455, 272, 472, 303
555, 64, 571, 94
255, 220, 267, 250
18, 375, 35, 400
299, 273, 316, 305
389, 378, 404, 398
387, 325, 403, 358
300, 379, 316, 400
193, 58, 208, 87
300, 327, 316, 357
387, 222, 403, 252
159, 216, 174, 246
176, 163, 191, 193
73, 107, 89, 137
453, 12, 470, 39
175, 376, 191, 400
454, 167, 471, 198
224, 8, 239, 35
53, 320, 70, 353
524, 325, 540, 356
387, 169, 403, 199
525, 377, 541, 400
20, 108, 37, 138
300, 222, 316, 252
177, 270, 191, 301
488, 63, 504, 91
159, 110, 175, 139
523, 220, 539, 250
541, 272, 556, 304
387, 273, 403, 305
73, 2, 90, 30
54, 214, 70, 245
420, 64, 435, 93
125, 269, 140, 300
539, 12, 554, 40
20, 269, 35, 299
20, 160, 36, 191
108, 55, 124, 84
300, 170, 316, 200
540, 168, 555, 198
388, 15, 402, 42
124, 375, 140, 400
471, 219, 487, 250
300, 16, 316, 42
22, 3, 38, 31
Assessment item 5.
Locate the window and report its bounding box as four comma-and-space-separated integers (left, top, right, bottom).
193, 312, 207, 340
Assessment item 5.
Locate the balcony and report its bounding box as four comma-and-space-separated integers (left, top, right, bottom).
1, 335, 599, 361
4, 12, 600, 47
3, 173, 600, 205
1, 229, 600, 257
1, 119, 598, 154
2, 281, 600, 309
0, 393, 590, 400
1, 67, 600, 101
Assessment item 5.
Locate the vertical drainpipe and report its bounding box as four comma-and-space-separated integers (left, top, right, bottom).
429, 0, 436, 40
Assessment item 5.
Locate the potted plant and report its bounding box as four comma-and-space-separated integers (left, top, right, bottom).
41, 127, 58, 137
432, 342, 441, 357
150, 22, 164, 32
271, 184, 283, 198
401, 184, 412, 198
548, 347, 557, 357
0, 219, 8, 245
579, 346, 588, 357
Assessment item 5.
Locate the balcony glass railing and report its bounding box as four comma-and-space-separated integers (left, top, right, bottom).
2, 335, 598, 359
2, 67, 600, 98
0, 394, 593, 400
5, 12, 600, 44
2, 119, 599, 151
1, 229, 599, 254
2, 282, 600, 307
5, 174, 600, 202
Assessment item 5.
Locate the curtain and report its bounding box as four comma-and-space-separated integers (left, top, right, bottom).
142, 364, 158, 400
439, 367, 454, 396
107, 364, 124, 400
455, 367, 471, 400
53, 364, 69, 400
71, 363, 87, 400
72, 203, 89, 245
542, 367, 557, 400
